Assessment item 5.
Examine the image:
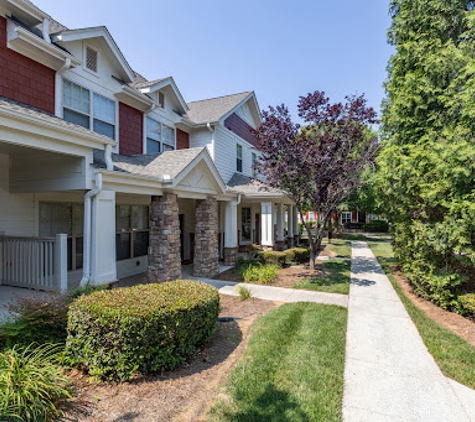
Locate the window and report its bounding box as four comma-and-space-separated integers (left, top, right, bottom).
146, 117, 175, 153
308, 212, 315, 222
63, 79, 116, 139
116, 205, 149, 261
39, 202, 84, 271
236, 144, 243, 172
241, 207, 251, 241
341, 212, 352, 224
158, 91, 165, 108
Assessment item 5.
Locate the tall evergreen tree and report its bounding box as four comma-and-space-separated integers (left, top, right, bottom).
377, 0, 475, 308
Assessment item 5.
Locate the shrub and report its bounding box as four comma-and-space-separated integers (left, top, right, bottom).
237, 286, 253, 301
0, 293, 69, 349
362, 219, 389, 232
0, 343, 71, 422
258, 251, 286, 267
243, 263, 280, 284
64, 280, 220, 381
459, 293, 475, 318
285, 247, 310, 264
0, 285, 108, 349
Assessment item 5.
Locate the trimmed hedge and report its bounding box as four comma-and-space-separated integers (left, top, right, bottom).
258, 251, 287, 267
362, 219, 389, 232
285, 247, 310, 264
64, 280, 220, 381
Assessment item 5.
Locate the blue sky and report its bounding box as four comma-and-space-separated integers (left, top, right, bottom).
33, 0, 393, 120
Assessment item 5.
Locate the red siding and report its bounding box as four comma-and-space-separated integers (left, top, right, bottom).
176, 128, 189, 150
224, 113, 260, 150
0, 17, 55, 114
119, 103, 143, 156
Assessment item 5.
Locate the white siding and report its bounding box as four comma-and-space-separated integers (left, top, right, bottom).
189, 128, 213, 152
214, 125, 256, 183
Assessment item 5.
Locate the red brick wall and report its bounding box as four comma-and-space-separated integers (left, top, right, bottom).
224, 113, 260, 150
0, 17, 55, 113
176, 128, 189, 150
119, 103, 143, 156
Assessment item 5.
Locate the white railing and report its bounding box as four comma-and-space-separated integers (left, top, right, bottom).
0, 234, 68, 292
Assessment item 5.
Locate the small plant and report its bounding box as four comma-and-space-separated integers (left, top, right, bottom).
237, 286, 253, 301
243, 263, 280, 284
0, 343, 71, 421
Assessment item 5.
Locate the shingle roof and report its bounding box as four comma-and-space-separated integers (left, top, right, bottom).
94, 148, 205, 179
0, 96, 112, 141
185, 92, 252, 124
227, 173, 284, 195
129, 75, 169, 90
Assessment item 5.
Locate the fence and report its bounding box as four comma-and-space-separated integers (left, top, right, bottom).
0, 234, 68, 292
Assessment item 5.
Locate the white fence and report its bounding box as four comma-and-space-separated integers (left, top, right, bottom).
0, 234, 68, 292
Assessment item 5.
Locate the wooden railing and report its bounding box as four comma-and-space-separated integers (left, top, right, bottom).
0, 234, 68, 292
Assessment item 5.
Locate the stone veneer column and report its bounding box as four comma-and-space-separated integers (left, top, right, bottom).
148, 194, 181, 282
193, 197, 219, 277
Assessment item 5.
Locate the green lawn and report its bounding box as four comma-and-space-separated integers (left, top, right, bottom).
293, 260, 351, 295
208, 302, 347, 422
369, 241, 475, 389
324, 239, 352, 259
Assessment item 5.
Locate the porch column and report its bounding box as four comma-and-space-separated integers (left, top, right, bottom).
275, 203, 286, 251
90, 190, 117, 285
193, 197, 219, 278
148, 193, 181, 282
224, 200, 239, 266
287, 206, 295, 248
261, 202, 274, 251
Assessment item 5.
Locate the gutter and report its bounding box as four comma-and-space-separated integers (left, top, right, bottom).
80, 172, 103, 287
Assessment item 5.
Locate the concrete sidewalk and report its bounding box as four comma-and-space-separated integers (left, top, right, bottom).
343, 241, 475, 422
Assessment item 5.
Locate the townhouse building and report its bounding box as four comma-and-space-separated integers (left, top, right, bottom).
0, 0, 298, 291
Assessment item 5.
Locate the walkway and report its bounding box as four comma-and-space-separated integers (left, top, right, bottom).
343, 241, 475, 422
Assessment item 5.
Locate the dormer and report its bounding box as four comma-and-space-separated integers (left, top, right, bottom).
134, 76, 188, 117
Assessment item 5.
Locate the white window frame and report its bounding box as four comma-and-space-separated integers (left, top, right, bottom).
236, 144, 243, 173
83, 44, 99, 75
145, 116, 176, 154
341, 211, 352, 224
62, 78, 116, 140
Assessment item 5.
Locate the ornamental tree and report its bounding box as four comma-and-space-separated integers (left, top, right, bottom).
256, 91, 379, 269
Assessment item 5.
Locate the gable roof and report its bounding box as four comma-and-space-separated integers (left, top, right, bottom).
185, 91, 253, 125
51, 26, 135, 83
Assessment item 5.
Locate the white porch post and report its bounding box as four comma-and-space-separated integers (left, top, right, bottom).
293, 205, 300, 246
261, 202, 274, 251
55, 233, 68, 292
90, 190, 117, 285
224, 200, 239, 265
275, 203, 286, 251
288, 206, 295, 248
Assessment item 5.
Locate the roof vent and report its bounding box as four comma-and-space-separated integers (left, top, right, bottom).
86, 47, 98, 73
158, 91, 165, 108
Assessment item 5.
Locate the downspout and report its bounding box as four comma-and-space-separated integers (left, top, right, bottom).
42, 18, 51, 43
80, 172, 103, 287
207, 122, 215, 160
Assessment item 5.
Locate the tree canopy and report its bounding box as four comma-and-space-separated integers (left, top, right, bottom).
257, 91, 378, 268
376, 0, 475, 308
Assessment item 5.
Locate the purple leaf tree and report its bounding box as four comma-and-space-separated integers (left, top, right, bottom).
256, 91, 379, 269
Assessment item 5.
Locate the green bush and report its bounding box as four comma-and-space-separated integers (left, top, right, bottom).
285, 247, 310, 264
237, 286, 253, 301
0, 343, 71, 421
362, 219, 389, 232
243, 263, 280, 284
64, 280, 220, 381
458, 293, 475, 318
258, 250, 286, 267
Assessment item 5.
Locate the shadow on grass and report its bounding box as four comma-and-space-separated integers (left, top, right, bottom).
293, 261, 351, 294
216, 384, 311, 422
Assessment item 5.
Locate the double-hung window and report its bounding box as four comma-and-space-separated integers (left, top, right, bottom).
116, 205, 150, 261
341, 211, 352, 224
63, 79, 116, 139
146, 117, 175, 153
236, 144, 243, 173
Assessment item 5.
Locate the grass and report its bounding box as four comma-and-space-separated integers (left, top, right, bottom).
293, 260, 351, 295
208, 302, 347, 422
324, 238, 352, 259
368, 241, 475, 389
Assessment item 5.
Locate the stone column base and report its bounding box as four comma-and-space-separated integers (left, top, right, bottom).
224, 247, 239, 266
261, 244, 274, 251
287, 237, 295, 248
274, 240, 285, 251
